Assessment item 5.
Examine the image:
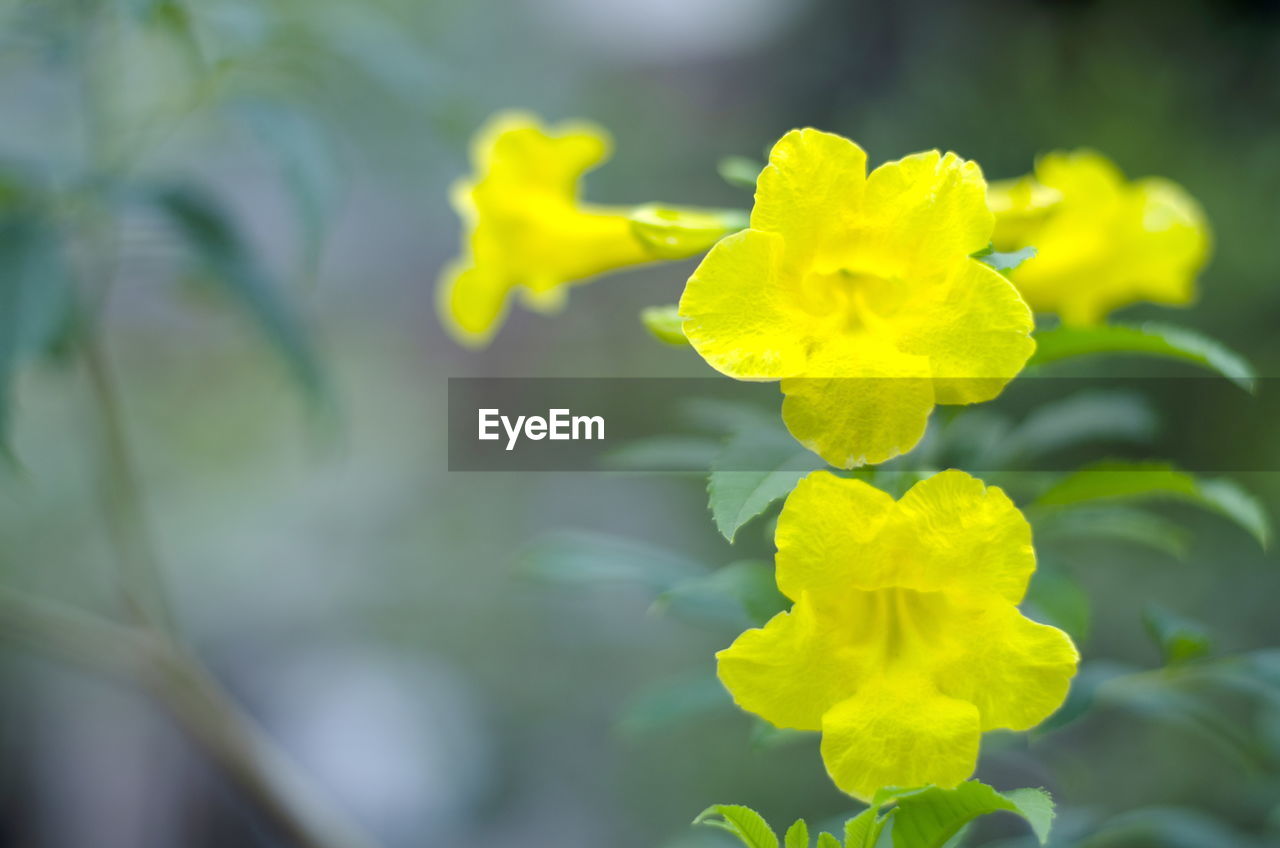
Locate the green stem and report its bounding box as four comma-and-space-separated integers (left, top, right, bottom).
0, 588, 380, 848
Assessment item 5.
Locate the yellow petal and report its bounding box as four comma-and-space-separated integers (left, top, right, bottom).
852, 151, 993, 278
751, 128, 868, 269
780, 335, 934, 468
893, 259, 1035, 405
437, 260, 508, 347
680, 229, 814, 379
934, 601, 1079, 731
774, 471, 897, 602
820, 677, 980, 801
873, 470, 1035, 603
473, 111, 612, 195
716, 596, 863, 731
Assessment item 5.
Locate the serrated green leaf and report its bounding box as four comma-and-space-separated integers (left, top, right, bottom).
709, 428, 825, 542
874, 781, 1054, 848
153, 182, 326, 403
1034, 461, 1270, 548
1028, 322, 1256, 392
973, 244, 1037, 273
694, 805, 778, 848
815, 833, 841, 848
517, 530, 702, 590
641, 304, 690, 346
1144, 603, 1213, 665
718, 156, 764, 190
784, 819, 809, 848
655, 560, 788, 628
843, 808, 891, 848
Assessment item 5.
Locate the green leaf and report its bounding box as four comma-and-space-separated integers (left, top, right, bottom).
973, 244, 1037, 273
235, 99, 342, 281
616, 674, 731, 737
709, 428, 826, 542
1034, 461, 1270, 548
815, 833, 841, 848
784, 819, 809, 848
1028, 322, 1256, 392
641, 304, 690, 346
1144, 603, 1213, 665
843, 808, 892, 847
0, 211, 74, 457
998, 390, 1156, 463
694, 805, 778, 848
718, 156, 764, 190
1025, 566, 1091, 644
153, 183, 325, 402
874, 782, 1055, 848
518, 530, 701, 590
1033, 505, 1192, 559
654, 560, 788, 628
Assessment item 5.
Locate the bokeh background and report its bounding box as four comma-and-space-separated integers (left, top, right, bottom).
1, 1, 1278, 846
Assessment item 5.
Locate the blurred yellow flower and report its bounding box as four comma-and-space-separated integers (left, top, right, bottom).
989, 150, 1211, 325
717, 470, 1078, 801
440, 112, 738, 346
679, 129, 1034, 468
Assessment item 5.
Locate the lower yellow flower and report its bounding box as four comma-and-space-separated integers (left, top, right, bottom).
717, 470, 1078, 801
989, 150, 1211, 325
440, 112, 740, 346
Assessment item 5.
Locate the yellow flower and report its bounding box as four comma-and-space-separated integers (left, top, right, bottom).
440, 112, 738, 346
679, 129, 1034, 468
717, 470, 1078, 801
989, 150, 1211, 325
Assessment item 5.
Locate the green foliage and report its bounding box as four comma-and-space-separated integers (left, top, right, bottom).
1144, 603, 1214, 665
784, 819, 809, 848
1034, 461, 1271, 548
0, 200, 74, 457
718, 156, 764, 190
1025, 564, 1092, 644
708, 427, 826, 542
617, 674, 731, 737
655, 560, 788, 628
696, 783, 1054, 848
518, 529, 701, 590
1029, 322, 1256, 392
694, 805, 778, 848
1034, 505, 1192, 560
642, 304, 690, 346
152, 183, 326, 403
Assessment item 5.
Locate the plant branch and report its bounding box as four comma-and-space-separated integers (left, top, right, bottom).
0, 587, 380, 848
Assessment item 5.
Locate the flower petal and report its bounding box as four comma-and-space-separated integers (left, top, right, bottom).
934, 602, 1079, 731
855, 151, 994, 278
751, 128, 868, 268
893, 259, 1035, 405
774, 471, 896, 602
473, 111, 611, 196
780, 335, 934, 468
437, 260, 509, 347
820, 677, 980, 801
680, 229, 813, 379
872, 470, 1036, 603
717, 596, 863, 731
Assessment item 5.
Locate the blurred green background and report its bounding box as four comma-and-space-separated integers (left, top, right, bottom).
0, 0, 1277, 846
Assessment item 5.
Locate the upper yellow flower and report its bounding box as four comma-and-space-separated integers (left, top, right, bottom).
678, 129, 1035, 468
717, 470, 1078, 801
440, 112, 737, 346
989, 150, 1211, 325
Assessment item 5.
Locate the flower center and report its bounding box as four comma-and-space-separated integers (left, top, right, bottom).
843, 586, 949, 667
799, 268, 904, 332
